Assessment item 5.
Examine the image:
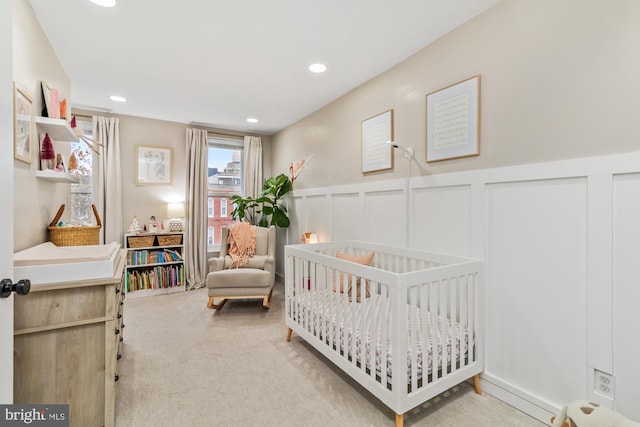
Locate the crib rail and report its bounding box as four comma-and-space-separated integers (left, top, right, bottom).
285, 241, 483, 415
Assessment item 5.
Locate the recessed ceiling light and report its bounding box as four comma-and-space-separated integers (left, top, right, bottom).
109, 95, 126, 102
90, 0, 116, 7
246, 118, 258, 123
309, 63, 327, 73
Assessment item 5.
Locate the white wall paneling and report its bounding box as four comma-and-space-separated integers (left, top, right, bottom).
285, 150, 640, 424
305, 195, 331, 244
612, 173, 640, 421
331, 193, 362, 241
485, 177, 588, 411
409, 184, 473, 257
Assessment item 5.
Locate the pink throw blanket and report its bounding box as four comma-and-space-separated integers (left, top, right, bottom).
227, 222, 256, 268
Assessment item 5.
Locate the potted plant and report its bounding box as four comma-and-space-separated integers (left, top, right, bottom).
231, 173, 292, 228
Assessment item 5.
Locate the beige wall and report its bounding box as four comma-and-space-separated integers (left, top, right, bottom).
72, 110, 272, 241
13, 0, 72, 251
272, 0, 640, 189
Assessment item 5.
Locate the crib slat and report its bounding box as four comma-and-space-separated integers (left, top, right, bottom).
409, 285, 418, 392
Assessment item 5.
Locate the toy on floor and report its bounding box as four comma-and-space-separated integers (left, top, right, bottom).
551, 401, 640, 427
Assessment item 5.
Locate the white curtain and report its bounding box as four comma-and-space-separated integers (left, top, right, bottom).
243, 136, 262, 199
93, 116, 122, 245
185, 128, 208, 290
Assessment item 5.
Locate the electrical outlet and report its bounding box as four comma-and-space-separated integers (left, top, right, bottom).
594, 370, 614, 398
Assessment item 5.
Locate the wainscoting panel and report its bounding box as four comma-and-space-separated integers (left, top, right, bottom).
410, 185, 472, 257
331, 193, 363, 241
612, 173, 640, 420
485, 178, 588, 408
305, 195, 331, 243
363, 189, 407, 247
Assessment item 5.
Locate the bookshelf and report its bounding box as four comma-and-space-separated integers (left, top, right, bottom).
124, 231, 185, 298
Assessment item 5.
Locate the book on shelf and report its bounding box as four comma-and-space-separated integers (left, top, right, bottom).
126, 264, 184, 292
127, 248, 183, 266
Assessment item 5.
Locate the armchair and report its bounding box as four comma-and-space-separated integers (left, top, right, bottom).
206, 225, 275, 309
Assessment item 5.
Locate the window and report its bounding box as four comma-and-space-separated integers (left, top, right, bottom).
208, 135, 243, 251
70, 118, 94, 224
220, 198, 227, 217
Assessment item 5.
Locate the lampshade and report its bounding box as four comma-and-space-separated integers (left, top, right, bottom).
167, 202, 185, 232
167, 202, 185, 218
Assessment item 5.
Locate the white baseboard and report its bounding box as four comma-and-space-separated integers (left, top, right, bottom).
480, 374, 558, 426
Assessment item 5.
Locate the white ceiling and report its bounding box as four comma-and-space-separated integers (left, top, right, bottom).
28, 0, 501, 135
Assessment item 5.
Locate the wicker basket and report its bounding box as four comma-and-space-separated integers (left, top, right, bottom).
127, 235, 155, 248
48, 204, 102, 246
157, 235, 182, 246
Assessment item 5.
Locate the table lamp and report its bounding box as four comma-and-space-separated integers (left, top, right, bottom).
302, 232, 318, 244
167, 202, 185, 232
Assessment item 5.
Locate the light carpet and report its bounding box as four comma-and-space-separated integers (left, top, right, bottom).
115, 283, 547, 427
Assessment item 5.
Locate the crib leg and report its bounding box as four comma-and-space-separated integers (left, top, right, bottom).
286, 328, 293, 342
395, 413, 403, 427
473, 374, 482, 395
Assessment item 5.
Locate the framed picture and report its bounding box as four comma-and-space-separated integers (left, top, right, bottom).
14, 84, 32, 164
362, 109, 393, 173
136, 145, 173, 185
426, 75, 480, 162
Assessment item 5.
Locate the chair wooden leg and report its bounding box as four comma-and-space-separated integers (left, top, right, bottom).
262, 288, 274, 308
473, 374, 482, 395
286, 328, 293, 342
208, 298, 227, 310
395, 413, 403, 427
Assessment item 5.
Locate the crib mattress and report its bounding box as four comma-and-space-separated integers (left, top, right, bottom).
290, 289, 472, 383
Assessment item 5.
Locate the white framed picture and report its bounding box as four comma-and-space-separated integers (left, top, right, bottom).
136, 145, 173, 185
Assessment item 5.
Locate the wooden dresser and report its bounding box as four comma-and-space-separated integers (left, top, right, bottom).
13, 250, 126, 427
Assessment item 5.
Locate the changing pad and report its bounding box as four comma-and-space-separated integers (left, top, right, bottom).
14, 242, 121, 284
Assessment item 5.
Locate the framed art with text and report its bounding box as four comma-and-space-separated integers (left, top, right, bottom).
362, 109, 393, 173
426, 75, 480, 162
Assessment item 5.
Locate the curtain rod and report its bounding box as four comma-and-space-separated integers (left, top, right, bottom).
207, 131, 244, 140
73, 113, 93, 120
71, 116, 251, 139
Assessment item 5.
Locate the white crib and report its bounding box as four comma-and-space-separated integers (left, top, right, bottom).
285, 241, 483, 427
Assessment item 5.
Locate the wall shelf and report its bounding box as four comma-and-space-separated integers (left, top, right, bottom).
34, 116, 76, 141
36, 170, 79, 183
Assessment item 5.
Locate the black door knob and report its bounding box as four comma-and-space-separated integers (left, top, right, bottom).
0, 279, 31, 298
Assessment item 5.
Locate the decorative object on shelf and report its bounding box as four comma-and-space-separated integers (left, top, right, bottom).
128, 215, 142, 233
48, 87, 60, 119
68, 152, 77, 171
40, 81, 50, 117
40, 132, 56, 170
55, 154, 66, 172
149, 215, 158, 232
166, 202, 185, 232
13, 83, 32, 164
136, 145, 172, 185
301, 232, 318, 244
426, 75, 480, 162
362, 109, 393, 173
59, 98, 67, 120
